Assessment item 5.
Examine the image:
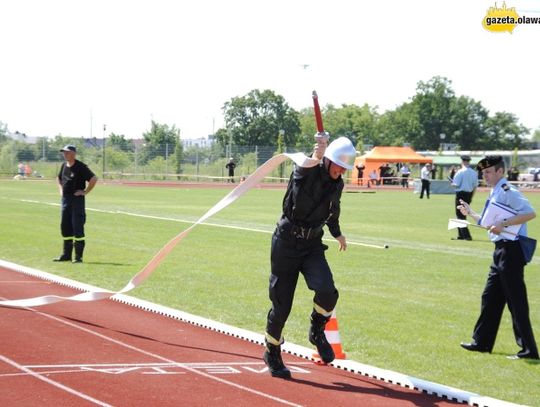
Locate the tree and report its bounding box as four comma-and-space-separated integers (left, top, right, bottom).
109, 133, 134, 152
218, 89, 300, 147
532, 128, 540, 144
297, 103, 380, 149
447, 95, 488, 150
0, 121, 8, 144
141, 120, 179, 163
410, 76, 456, 149
484, 112, 529, 149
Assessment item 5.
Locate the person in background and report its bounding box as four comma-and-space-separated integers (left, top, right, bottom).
400, 163, 411, 188
54, 145, 98, 263
17, 162, 25, 177
448, 165, 457, 181
420, 163, 432, 199
24, 163, 32, 177
263, 136, 356, 379
430, 164, 437, 180
507, 167, 519, 182
355, 163, 365, 186
451, 155, 478, 241
225, 157, 236, 183
368, 169, 378, 188
458, 155, 538, 360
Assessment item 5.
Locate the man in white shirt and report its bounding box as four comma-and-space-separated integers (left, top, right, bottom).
420, 163, 432, 199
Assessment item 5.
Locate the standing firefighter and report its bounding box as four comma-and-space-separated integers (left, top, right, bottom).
225, 157, 236, 183
263, 135, 356, 379
54, 145, 98, 263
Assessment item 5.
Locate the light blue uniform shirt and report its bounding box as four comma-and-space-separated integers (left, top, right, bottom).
453, 166, 478, 192
485, 178, 534, 242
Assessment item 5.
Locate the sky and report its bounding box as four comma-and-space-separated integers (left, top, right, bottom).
1, 0, 539, 141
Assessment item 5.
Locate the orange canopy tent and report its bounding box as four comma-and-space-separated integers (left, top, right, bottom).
352, 146, 432, 184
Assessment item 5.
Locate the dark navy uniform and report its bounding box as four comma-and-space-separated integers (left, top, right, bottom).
57, 160, 95, 260
468, 178, 538, 358
266, 162, 343, 344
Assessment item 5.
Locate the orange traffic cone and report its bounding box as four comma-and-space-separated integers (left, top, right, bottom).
313, 309, 346, 360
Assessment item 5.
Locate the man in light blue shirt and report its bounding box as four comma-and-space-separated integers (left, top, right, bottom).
457, 155, 538, 360
451, 155, 478, 240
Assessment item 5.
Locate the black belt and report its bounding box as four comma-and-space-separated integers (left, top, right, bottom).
494, 239, 519, 248
277, 218, 323, 240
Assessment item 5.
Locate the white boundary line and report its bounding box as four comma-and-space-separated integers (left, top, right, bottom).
0, 296, 301, 407
0, 354, 112, 407
0, 259, 524, 407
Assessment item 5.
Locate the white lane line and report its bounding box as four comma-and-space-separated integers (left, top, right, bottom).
2, 303, 302, 407
0, 354, 112, 407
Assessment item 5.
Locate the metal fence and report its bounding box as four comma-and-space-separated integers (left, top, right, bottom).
4, 140, 540, 187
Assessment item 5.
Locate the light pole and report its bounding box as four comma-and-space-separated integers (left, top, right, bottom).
102, 124, 106, 179
278, 129, 285, 181
439, 133, 446, 151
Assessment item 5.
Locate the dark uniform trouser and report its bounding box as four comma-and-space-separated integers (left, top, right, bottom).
472, 241, 538, 356
61, 195, 86, 240
455, 191, 473, 239
266, 232, 339, 342
420, 179, 430, 198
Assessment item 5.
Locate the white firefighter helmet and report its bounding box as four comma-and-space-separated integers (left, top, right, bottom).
324, 137, 356, 170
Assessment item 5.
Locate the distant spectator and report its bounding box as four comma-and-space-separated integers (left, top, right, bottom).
448, 165, 457, 181
24, 164, 32, 177
420, 163, 432, 199
400, 164, 411, 188
368, 169, 378, 188
355, 163, 365, 186
17, 162, 25, 177
507, 167, 519, 182
225, 158, 236, 183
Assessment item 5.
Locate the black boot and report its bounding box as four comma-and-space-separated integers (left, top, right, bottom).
309, 311, 335, 363
53, 240, 73, 262
263, 340, 291, 379
73, 240, 85, 263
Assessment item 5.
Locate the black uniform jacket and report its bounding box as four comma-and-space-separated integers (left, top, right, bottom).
279, 162, 344, 239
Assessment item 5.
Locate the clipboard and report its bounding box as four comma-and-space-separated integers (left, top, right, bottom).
479, 200, 521, 240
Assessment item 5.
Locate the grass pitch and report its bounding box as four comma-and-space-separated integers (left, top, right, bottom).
0, 179, 539, 405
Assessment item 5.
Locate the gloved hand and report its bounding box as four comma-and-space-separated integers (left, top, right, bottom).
313, 131, 329, 160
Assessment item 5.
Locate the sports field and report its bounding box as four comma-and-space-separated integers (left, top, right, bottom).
0, 179, 539, 405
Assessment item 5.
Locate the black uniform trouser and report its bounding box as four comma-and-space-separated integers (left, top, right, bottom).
266, 231, 339, 342
455, 191, 473, 239
472, 240, 538, 356
420, 179, 430, 198
61, 195, 86, 239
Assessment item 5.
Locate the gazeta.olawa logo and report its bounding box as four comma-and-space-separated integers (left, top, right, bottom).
483, 2, 540, 33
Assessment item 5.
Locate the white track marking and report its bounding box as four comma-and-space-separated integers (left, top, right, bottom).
0, 263, 523, 407
0, 298, 302, 407
0, 354, 112, 407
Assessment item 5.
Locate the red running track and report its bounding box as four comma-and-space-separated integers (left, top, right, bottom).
0, 266, 462, 406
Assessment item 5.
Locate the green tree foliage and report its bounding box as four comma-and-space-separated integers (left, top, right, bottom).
448, 96, 488, 149
410, 76, 455, 149
532, 128, 540, 143
0, 121, 8, 144
109, 133, 134, 152
219, 89, 300, 147
485, 112, 529, 150
141, 121, 179, 164
297, 103, 379, 149
377, 102, 422, 146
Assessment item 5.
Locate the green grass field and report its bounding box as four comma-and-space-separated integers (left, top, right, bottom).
1, 179, 539, 405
